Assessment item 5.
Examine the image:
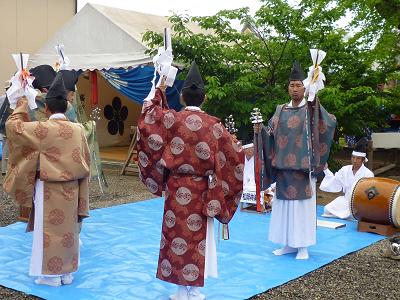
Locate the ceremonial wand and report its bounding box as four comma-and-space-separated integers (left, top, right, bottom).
303, 49, 326, 102
303, 49, 327, 172
220, 114, 239, 240
144, 27, 177, 103
251, 108, 264, 212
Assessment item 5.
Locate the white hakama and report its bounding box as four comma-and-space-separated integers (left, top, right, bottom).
29, 179, 47, 277
204, 217, 217, 279
320, 164, 374, 219
268, 177, 317, 248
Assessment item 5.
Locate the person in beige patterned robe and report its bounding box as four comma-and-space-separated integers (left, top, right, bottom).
3, 73, 90, 286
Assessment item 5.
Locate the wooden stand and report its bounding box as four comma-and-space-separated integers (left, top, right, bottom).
240, 194, 272, 214
368, 134, 399, 175
18, 205, 30, 222
121, 126, 139, 175
240, 202, 268, 214
358, 220, 400, 236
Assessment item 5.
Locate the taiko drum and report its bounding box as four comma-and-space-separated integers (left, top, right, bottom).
350, 177, 400, 227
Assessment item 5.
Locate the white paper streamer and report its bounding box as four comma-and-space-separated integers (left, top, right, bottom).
55, 44, 70, 70
303, 49, 327, 102
144, 28, 177, 102
6, 53, 38, 110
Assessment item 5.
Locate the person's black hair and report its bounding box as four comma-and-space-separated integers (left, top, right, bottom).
46, 96, 68, 114
288, 79, 304, 86
181, 87, 205, 107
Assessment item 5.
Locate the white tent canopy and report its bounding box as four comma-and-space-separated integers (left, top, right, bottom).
29, 3, 201, 70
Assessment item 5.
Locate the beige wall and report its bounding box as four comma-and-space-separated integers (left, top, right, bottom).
0, 0, 75, 90
77, 71, 142, 148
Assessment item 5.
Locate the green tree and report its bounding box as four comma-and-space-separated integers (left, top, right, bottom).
143, 0, 400, 141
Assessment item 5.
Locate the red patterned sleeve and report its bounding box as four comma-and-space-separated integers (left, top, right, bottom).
137, 89, 169, 196
203, 126, 245, 224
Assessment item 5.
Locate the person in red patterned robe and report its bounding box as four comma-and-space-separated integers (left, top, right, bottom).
137, 61, 244, 300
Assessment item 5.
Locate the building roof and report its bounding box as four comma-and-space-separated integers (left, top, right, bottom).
29, 3, 202, 70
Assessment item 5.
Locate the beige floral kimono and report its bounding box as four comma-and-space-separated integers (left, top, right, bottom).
3, 97, 90, 275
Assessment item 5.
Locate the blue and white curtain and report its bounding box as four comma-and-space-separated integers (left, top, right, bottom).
100, 66, 183, 111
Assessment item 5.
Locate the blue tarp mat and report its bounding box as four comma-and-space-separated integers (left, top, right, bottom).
0, 198, 383, 300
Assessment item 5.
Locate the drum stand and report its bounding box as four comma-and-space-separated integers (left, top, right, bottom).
240, 202, 269, 214
240, 192, 272, 214
358, 221, 400, 237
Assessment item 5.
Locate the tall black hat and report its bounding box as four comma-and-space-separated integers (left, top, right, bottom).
45, 72, 67, 101
59, 70, 79, 92
29, 65, 56, 90
182, 61, 204, 90
289, 61, 305, 82
354, 137, 369, 153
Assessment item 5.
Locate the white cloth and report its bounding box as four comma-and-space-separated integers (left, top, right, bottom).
185, 106, 202, 112
243, 156, 256, 191
243, 155, 275, 196
29, 113, 72, 278
144, 44, 177, 101
55, 44, 70, 70
204, 217, 217, 279
29, 179, 46, 277
49, 113, 66, 120
303, 49, 327, 102
268, 177, 317, 248
319, 164, 374, 219
6, 54, 38, 110
288, 98, 306, 107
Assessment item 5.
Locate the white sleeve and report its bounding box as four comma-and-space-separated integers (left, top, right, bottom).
319, 168, 345, 193
366, 169, 374, 178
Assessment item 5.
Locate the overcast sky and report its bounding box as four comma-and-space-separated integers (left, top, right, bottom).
77, 0, 263, 16
77, 1, 349, 29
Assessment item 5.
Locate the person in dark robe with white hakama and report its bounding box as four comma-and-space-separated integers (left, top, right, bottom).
254, 62, 336, 259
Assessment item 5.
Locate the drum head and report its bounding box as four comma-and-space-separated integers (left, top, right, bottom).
393, 187, 400, 227
348, 178, 362, 219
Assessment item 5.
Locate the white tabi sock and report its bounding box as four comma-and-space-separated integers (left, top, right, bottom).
272, 246, 297, 256
188, 286, 206, 300
61, 273, 74, 285
296, 247, 309, 260
169, 285, 189, 300
34, 276, 62, 287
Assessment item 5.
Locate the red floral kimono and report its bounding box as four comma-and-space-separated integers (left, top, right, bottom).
137, 89, 244, 287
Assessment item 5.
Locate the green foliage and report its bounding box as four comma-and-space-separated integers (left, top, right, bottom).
142, 0, 400, 142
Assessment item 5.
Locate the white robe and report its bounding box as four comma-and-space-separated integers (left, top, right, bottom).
268, 98, 316, 248
319, 164, 374, 219
242, 155, 275, 197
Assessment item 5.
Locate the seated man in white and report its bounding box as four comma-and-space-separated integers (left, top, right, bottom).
243, 143, 256, 191
319, 139, 374, 219
241, 143, 275, 206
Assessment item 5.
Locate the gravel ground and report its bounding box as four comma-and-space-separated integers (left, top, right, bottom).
1, 164, 399, 300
